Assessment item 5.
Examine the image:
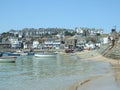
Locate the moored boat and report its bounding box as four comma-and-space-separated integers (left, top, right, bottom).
0, 56, 17, 63
7, 53, 21, 56
34, 53, 56, 57
27, 52, 35, 56
15, 50, 27, 56
2, 52, 20, 56
0, 52, 17, 63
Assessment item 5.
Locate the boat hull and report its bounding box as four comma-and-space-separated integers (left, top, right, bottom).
7, 53, 20, 56
28, 52, 35, 56
0, 56, 17, 63
2, 52, 20, 56
34, 53, 56, 57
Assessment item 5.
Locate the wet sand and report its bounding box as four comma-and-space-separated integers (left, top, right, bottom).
77, 75, 120, 90
75, 50, 120, 64
68, 50, 120, 90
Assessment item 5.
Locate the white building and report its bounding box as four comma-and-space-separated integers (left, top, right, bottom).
75, 27, 84, 34
103, 37, 109, 44
44, 40, 53, 48
53, 39, 61, 49
9, 38, 22, 48
32, 41, 39, 49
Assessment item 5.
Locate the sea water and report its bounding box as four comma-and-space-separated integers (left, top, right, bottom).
0, 54, 113, 90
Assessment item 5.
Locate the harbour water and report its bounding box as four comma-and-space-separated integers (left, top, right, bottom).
0, 54, 113, 90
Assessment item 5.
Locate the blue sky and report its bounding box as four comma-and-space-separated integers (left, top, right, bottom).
0, 0, 120, 33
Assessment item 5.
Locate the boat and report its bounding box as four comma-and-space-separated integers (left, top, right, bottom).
0, 52, 17, 63
7, 53, 21, 56
0, 56, 17, 63
2, 52, 20, 56
34, 53, 56, 57
15, 50, 27, 56
27, 52, 35, 56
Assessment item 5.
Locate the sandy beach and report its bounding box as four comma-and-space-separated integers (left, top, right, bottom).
68, 50, 120, 90
75, 50, 120, 65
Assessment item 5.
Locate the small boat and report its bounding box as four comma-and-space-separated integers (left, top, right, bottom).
15, 50, 27, 56
2, 52, 20, 56
7, 53, 21, 56
34, 53, 56, 57
0, 56, 17, 63
27, 52, 35, 56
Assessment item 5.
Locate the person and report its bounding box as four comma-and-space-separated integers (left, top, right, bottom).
112, 39, 115, 47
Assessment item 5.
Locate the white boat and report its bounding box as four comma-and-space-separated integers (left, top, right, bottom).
15, 50, 28, 56
0, 56, 17, 63
34, 53, 56, 57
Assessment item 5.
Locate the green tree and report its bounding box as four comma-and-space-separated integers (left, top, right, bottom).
1, 32, 14, 38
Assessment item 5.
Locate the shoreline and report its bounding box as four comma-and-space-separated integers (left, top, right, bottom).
67, 75, 103, 90
67, 50, 120, 90
75, 50, 120, 65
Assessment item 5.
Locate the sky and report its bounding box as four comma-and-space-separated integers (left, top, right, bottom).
0, 0, 120, 33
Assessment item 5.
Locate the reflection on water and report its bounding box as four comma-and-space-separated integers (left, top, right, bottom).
113, 64, 120, 87
0, 63, 16, 71
0, 54, 112, 90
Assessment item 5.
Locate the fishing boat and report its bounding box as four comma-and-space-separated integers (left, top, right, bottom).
27, 52, 35, 56
2, 52, 20, 56
15, 50, 27, 56
0, 53, 17, 63
0, 56, 17, 63
34, 53, 56, 57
